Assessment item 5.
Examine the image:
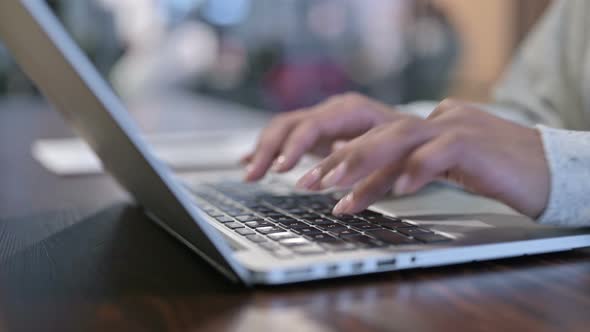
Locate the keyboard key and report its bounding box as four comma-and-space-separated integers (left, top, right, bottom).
363, 215, 399, 222
335, 218, 365, 225
281, 221, 308, 229
240, 202, 264, 208
279, 238, 310, 247
235, 228, 256, 236
365, 230, 418, 245
292, 213, 317, 219
246, 234, 268, 243
245, 220, 274, 228
332, 215, 359, 221
337, 229, 362, 237
274, 204, 297, 211
283, 208, 307, 214
313, 208, 335, 215
305, 233, 341, 243
251, 207, 274, 213
345, 235, 387, 248
236, 215, 263, 222
397, 227, 432, 237
259, 242, 281, 251
306, 218, 335, 226
272, 214, 298, 220
264, 212, 284, 218
224, 209, 249, 216
378, 220, 415, 230
272, 218, 299, 226
351, 222, 383, 231
291, 246, 325, 255
225, 222, 245, 229
356, 210, 381, 218
306, 202, 330, 210
257, 226, 285, 235
214, 216, 234, 223
206, 211, 225, 217
268, 232, 298, 241
317, 223, 349, 233
292, 227, 322, 236
370, 217, 414, 229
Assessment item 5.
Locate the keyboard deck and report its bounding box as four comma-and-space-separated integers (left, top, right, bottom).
189, 181, 451, 258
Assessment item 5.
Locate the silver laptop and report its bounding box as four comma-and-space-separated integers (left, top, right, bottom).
2, 0, 590, 286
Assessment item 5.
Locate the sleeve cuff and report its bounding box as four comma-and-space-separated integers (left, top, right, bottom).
535, 125, 590, 226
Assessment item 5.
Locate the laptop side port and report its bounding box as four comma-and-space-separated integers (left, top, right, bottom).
326, 264, 340, 276
351, 262, 364, 273
376, 258, 397, 269
284, 267, 313, 279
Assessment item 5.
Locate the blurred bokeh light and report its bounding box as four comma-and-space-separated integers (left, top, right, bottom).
0, 0, 550, 111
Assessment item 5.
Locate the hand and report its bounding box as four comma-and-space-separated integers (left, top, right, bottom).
242, 92, 419, 181
296, 99, 550, 219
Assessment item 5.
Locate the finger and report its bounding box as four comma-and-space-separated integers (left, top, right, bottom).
244, 113, 302, 181
295, 129, 374, 191
273, 100, 382, 172
319, 119, 434, 190
295, 152, 346, 191
428, 98, 463, 119
240, 152, 254, 166
270, 121, 322, 172
331, 140, 348, 152
332, 164, 401, 215
394, 133, 461, 196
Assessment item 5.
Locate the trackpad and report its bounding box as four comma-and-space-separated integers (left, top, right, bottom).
413, 219, 494, 240
372, 182, 519, 217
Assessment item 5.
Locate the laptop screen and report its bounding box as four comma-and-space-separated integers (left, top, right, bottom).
0, 0, 248, 283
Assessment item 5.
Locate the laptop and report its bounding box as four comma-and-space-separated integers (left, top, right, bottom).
1, 0, 590, 286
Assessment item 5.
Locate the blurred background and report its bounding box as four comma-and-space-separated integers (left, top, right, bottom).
0, 0, 550, 113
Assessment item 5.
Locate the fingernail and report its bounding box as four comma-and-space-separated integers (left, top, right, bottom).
296, 167, 322, 189
271, 155, 287, 172
320, 162, 347, 189
394, 174, 411, 196
333, 192, 354, 215
244, 164, 255, 181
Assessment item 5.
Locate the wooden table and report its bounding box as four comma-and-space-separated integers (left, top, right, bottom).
1, 95, 590, 332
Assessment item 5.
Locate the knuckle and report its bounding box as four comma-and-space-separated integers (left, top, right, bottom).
269, 114, 287, 127
257, 138, 276, 152
449, 106, 472, 117
345, 148, 370, 168
432, 106, 475, 126
438, 98, 461, 111
270, 111, 300, 126
338, 91, 365, 105
333, 141, 365, 166
409, 152, 437, 172
431, 98, 467, 118
390, 117, 424, 136
369, 122, 391, 134
296, 120, 320, 137
445, 130, 469, 149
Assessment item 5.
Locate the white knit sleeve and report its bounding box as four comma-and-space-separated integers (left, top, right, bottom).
536, 125, 590, 226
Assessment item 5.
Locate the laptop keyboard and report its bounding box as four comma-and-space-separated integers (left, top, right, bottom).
189, 181, 451, 258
